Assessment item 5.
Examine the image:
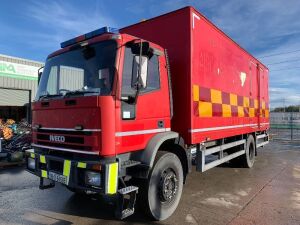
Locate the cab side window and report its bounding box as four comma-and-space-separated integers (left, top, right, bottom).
122, 47, 160, 96
122, 47, 135, 96
143, 55, 160, 93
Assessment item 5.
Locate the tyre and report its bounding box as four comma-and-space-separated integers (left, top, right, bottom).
231, 135, 256, 168
139, 151, 184, 221
243, 135, 256, 168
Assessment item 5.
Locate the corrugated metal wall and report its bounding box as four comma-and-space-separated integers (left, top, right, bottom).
0, 76, 37, 101
0, 54, 43, 68
60, 66, 84, 91
0, 88, 30, 106
0, 54, 43, 101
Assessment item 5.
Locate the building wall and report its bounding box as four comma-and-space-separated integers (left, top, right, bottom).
0, 76, 37, 101
0, 54, 44, 101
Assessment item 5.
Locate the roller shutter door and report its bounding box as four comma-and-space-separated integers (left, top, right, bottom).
0, 88, 30, 106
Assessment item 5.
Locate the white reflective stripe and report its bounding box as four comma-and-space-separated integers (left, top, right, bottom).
31, 143, 98, 155
190, 123, 270, 133
116, 128, 171, 137
260, 123, 270, 126
34, 127, 101, 132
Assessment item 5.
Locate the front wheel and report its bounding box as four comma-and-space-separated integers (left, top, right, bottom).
140, 151, 184, 221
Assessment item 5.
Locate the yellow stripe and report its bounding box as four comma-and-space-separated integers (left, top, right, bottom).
77, 162, 87, 168
238, 106, 244, 117
108, 162, 118, 194
222, 104, 231, 117
243, 97, 249, 107
211, 89, 222, 104
262, 101, 266, 109
41, 170, 48, 178
199, 101, 212, 117
40, 155, 46, 164
63, 160, 71, 177
249, 108, 255, 117
230, 94, 238, 106
30, 153, 35, 159
254, 99, 259, 109
192, 85, 269, 118
193, 85, 199, 101
265, 109, 269, 118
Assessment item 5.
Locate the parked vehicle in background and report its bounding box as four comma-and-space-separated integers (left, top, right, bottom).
25, 6, 269, 220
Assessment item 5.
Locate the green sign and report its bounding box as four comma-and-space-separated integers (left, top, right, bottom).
0, 60, 40, 80
0, 62, 16, 74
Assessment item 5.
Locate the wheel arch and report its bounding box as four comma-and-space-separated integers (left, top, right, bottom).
134, 131, 191, 182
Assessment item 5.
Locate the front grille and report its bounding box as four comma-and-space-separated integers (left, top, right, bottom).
37, 129, 92, 136
37, 134, 84, 144
36, 141, 93, 151
34, 129, 99, 152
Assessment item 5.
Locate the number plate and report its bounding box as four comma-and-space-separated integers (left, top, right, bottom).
48, 171, 68, 185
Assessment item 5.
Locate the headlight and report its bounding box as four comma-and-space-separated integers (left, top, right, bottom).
85, 171, 101, 187
28, 158, 36, 170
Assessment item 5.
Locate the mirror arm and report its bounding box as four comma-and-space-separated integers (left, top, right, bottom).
132, 40, 143, 105
37, 66, 44, 84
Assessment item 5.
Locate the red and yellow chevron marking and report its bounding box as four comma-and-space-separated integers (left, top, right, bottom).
193, 85, 269, 118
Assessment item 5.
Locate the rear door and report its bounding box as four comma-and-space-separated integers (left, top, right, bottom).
249, 61, 259, 128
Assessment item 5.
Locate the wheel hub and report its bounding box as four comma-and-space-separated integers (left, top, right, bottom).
159, 169, 178, 203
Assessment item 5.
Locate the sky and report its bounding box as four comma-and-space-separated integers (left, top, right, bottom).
0, 0, 299, 108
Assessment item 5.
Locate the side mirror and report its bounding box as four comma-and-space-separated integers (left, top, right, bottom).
38, 66, 44, 84
128, 41, 150, 56
132, 56, 148, 89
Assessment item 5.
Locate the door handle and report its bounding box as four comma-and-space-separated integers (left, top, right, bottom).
157, 120, 164, 128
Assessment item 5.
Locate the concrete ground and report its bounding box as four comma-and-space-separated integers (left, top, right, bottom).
0, 140, 300, 225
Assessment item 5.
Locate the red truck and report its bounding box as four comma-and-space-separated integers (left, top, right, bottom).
26, 6, 269, 220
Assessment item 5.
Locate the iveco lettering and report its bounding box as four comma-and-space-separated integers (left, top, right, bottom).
25, 6, 269, 221
49, 135, 65, 143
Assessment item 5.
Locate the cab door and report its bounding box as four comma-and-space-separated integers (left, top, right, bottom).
116, 45, 171, 154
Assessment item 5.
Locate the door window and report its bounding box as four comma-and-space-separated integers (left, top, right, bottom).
121, 47, 160, 96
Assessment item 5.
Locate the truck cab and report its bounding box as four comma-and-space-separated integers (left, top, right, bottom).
32, 28, 171, 157
27, 27, 180, 220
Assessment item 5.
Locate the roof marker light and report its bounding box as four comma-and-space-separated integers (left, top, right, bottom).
60, 26, 119, 48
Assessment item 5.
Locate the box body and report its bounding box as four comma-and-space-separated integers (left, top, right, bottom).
121, 6, 269, 144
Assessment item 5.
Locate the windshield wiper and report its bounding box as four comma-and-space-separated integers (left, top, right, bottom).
64, 90, 99, 97
39, 93, 63, 100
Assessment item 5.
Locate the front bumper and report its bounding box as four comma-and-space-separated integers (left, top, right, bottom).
25, 149, 119, 195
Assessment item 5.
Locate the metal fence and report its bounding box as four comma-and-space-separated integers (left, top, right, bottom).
270, 112, 300, 141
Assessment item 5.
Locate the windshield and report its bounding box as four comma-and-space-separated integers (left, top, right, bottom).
36, 40, 117, 100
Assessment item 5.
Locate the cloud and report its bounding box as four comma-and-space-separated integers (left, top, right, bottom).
10, 1, 118, 60
2, 0, 297, 108
131, 0, 300, 108
25, 1, 117, 37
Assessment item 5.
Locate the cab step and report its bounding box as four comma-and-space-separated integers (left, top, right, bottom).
115, 186, 139, 220
120, 160, 141, 169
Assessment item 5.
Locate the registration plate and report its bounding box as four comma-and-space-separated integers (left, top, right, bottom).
48, 171, 68, 185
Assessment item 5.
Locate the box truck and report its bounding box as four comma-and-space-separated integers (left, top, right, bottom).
26, 6, 269, 220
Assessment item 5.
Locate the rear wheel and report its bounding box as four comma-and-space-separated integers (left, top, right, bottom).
139, 151, 184, 221
231, 135, 256, 168
243, 135, 256, 168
